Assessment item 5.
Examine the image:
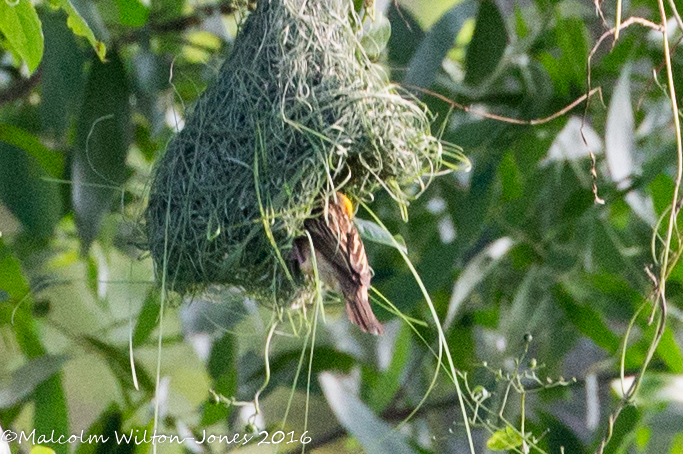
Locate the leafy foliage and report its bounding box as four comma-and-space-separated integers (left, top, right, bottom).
1, 0, 683, 453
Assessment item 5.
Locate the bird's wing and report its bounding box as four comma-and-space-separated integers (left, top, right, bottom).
344, 219, 372, 287
304, 203, 370, 287
305, 200, 382, 335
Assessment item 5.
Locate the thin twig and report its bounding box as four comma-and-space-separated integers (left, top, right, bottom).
404, 84, 603, 126
656, 3, 683, 307
0, 65, 42, 106
636, 36, 683, 111
667, 0, 683, 33
117, 1, 247, 44
586, 16, 663, 100
593, 0, 608, 28
582, 16, 663, 206
585, 16, 663, 111
152, 1, 243, 33
281, 367, 653, 454
593, 6, 681, 453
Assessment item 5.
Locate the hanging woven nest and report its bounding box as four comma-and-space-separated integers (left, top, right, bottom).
145, 0, 464, 301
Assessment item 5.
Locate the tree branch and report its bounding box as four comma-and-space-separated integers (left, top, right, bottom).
151, 1, 247, 34
0, 66, 42, 106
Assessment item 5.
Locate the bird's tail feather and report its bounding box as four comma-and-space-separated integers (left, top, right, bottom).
345, 287, 384, 335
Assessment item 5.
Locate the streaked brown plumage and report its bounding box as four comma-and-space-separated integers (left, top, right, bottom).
293, 192, 384, 335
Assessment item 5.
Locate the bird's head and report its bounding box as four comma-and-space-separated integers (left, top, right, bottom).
335, 192, 354, 219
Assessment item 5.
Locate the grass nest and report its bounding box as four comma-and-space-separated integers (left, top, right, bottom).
145, 0, 463, 302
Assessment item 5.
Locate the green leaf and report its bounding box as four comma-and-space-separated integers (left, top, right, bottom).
387, 3, 423, 69
0, 0, 43, 73
656, 327, 683, 373
132, 288, 160, 346
0, 141, 62, 238
596, 404, 640, 450
361, 11, 391, 61
463, 0, 507, 86
75, 404, 127, 454
444, 237, 514, 330
536, 412, 586, 454
499, 152, 522, 202
48, 0, 106, 60
650, 174, 674, 218
202, 333, 237, 426
249, 348, 355, 392
0, 124, 63, 177
114, 0, 149, 27
201, 397, 230, 427
150, 0, 185, 22
0, 248, 65, 454
670, 432, 683, 454
555, 16, 588, 92
514, 5, 529, 38
486, 426, 524, 451
320, 372, 414, 454
553, 286, 621, 354
35, 374, 69, 454
364, 323, 411, 410
40, 9, 87, 139
0, 355, 69, 408
73, 51, 131, 250
539, 15, 588, 96
404, 0, 477, 88
208, 333, 237, 394
31, 447, 56, 454
82, 336, 154, 392
355, 217, 407, 253
0, 245, 39, 350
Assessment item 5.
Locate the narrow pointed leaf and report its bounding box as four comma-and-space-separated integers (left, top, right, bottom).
605, 63, 634, 188
0, 124, 63, 177
404, 0, 476, 88
487, 427, 523, 451
114, 0, 149, 27
0, 142, 61, 238
0, 0, 43, 73
320, 372, 414, 454
355, 217, 407, 253
48, 0, 106, 60
0, 355, 69, 408
445, 237, 514, 330
73, 51, 131, 249
463, 0, 507, 85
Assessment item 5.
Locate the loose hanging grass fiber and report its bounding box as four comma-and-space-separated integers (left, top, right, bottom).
145, 0, 452, 303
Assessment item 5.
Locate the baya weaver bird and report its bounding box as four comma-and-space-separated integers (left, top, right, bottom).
293, 192, 384, 335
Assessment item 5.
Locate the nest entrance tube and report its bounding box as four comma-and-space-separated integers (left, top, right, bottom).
145, 0, 451, 303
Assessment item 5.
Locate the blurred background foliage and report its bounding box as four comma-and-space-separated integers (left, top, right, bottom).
1, 0, 683, 453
